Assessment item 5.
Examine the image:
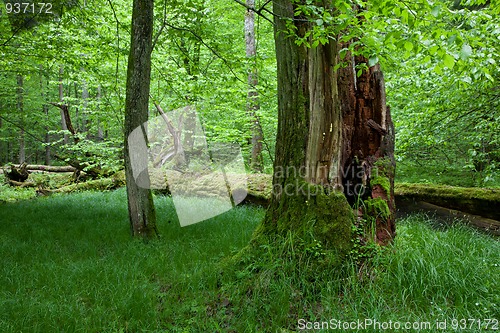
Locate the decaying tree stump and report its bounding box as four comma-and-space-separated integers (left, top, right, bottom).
338, 55, 396, 245
5, 162, 30, 182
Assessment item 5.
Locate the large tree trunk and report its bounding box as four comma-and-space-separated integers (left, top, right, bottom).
261, 0, 395, 253
245, 0, 264, 172
124, 0, 158, 239
259, 0, 352, 258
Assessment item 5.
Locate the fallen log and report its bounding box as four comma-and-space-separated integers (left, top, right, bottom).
7, 179, 37, 188
52, 153, 109, 179
11, 164, 77, 173
394, 183, 500, 221
160, 174, 499, 234
150, 174, 500, 221
36, 174, 126, 196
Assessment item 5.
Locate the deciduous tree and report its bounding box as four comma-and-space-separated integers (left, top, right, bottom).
124, 0, 158, 238
258, 0, 395, 256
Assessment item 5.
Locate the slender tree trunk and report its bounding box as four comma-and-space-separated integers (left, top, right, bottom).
43, 105, 50, 164
40, 65, 51, 165
124, 0, 158, 239
245, 0, 264, 172
17, 74, 25, 164
82, 80, 89, 136
59, 66, 69, 144
97, 85, 104, 141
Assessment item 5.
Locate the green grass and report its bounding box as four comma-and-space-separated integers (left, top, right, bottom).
0, 174, 37, 203
0, 190, 498, 332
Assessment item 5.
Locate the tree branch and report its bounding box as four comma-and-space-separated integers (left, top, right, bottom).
231, 0, 274, 24
164, 22, 246, 85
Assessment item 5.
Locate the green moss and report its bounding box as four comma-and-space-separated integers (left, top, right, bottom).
395, 183, 500, 201
269, 180, 353, 256
370, 174, 391, 196
394, 182, 500, 221
364, 197, 391, 221
371, 157, 394, 198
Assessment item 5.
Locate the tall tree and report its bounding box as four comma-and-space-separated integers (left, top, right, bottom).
124, 0, 158, 238
58, 66, 69, 145
16, 74, 25, 164
259, 0, 395, 252
245, 0, 264, 172
39, 65, 51, 165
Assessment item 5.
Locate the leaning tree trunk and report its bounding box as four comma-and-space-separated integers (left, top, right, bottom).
124, 0, 158, 239
260, 0, 395, 254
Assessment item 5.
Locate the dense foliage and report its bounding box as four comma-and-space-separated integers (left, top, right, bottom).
1, 0, 498, 185
0, 0, 277, 173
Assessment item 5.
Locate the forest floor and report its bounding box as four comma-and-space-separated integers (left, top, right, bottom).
0, 188, 498, 332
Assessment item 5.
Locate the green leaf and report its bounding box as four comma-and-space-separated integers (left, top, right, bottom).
462, 76, 472, 84
368, 56, 379, 67
431, 5, 440, 17
443, 54, 455, 69
460, 44, 473, 60
404, 41, 413, 51
401, 9, 409, 23
434, 65, 443, 75
429, 45, 439, 55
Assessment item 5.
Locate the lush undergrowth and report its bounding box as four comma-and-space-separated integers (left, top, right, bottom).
0, 190, 498, 332
396, 161, 500, 188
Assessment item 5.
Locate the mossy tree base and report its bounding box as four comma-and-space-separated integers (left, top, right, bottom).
216, 184, 356, 331
262, 182, 353, 256
221, 182, 353, 291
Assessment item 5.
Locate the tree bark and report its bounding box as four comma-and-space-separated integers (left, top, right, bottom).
260, 0, 395, 252
17, 74, 25, 164
81, 79, 89, 135
124, 0, 158, 239
40, 65, 51, 165
49, 102, 78, 144
259, 0, 352, 256
245, 0, 264, 172
97, 85, 104, 141
59, 66, 69, 144
338, 52, 396, 245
